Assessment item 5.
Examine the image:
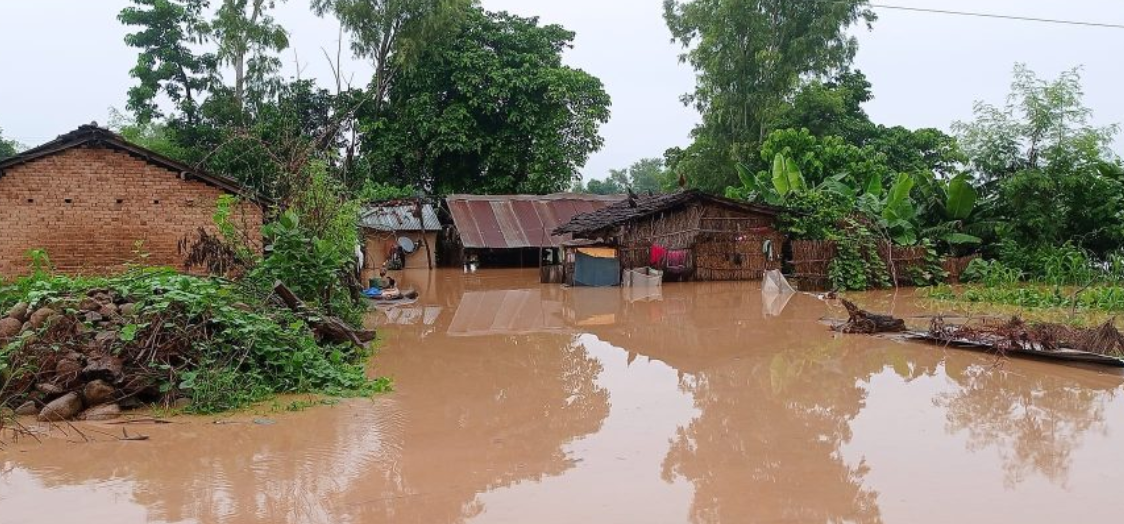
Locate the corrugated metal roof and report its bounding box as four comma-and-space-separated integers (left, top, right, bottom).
360, 203, 441, 232
446, 193, 623, 249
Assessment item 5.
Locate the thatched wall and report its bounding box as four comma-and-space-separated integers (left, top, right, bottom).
791, 240, 836, 291
942, 255, 979, 284
878, 244, 928, 286
614, 202, 780, 281
794, 239, 967, 289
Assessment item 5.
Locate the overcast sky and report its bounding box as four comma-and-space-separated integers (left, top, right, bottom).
1, 0, 1122, 182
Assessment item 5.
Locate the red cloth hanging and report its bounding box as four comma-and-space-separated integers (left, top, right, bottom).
650, 244, 668, 267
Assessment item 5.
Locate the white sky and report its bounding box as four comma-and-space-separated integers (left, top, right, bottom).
1, 0, 1122, 182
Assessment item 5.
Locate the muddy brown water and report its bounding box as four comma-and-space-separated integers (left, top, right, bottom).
3, 268, 1124, 523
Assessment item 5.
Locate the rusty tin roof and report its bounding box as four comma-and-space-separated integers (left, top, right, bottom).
446, 194, 623, 249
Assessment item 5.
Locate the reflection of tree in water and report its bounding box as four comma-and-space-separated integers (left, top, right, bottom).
349, 329, 611, 524
595, 282, 886, 524
661, 347, 884, 524
936, 361, 1117, 488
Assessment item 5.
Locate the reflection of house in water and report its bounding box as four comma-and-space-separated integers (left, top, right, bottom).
447, 288, 569, 337
379, 306, 444, 326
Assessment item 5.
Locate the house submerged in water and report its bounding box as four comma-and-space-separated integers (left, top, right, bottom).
444, 193, 622, 268
553, 190, 784, 283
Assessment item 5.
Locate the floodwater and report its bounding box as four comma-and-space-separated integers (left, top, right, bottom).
3, 269, 1124, 524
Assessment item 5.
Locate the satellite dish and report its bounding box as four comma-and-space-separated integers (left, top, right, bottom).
398, 236, 417, 254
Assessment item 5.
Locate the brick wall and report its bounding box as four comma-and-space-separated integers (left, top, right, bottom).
0, 146, 263, 276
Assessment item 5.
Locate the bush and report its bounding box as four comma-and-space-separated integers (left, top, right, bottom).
778, 191, 851, 240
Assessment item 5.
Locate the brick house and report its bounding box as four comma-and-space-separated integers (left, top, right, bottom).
0, 124, 266, 275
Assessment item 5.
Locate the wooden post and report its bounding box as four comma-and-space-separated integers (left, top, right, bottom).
422, 231, 434, 270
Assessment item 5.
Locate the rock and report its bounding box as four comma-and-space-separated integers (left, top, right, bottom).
28, 307, 55, 329
83, 380, 116, 405
38, 392, 83, 421
84, 311, 104, 323
15, 400, 39, 416
7, 302, 30, 322
35, 382, 65, 396
78, 297, 102, 312
83, 355, 124, 383
118, 396, 143, 410
80, 403, 122, 421
55, 358, 83, 387
99, 303, 119, 317
94, 330, 118, 345
118, 303, 136, 316
0, 317, 22, 339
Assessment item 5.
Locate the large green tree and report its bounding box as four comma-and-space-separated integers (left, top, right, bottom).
212, 0, 290, 109
664, 0, 874, 192
953, 64, 1118, 189
362, 8, 610, 194
954, 65, 1124, 256
311, 0, 471, 114
119, 0, 218, 124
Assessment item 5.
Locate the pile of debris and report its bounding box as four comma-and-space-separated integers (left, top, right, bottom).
1, 290, 162, 421
930, 316, 1124, 358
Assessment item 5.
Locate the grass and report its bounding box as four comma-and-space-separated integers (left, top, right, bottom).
921, 283, 1124, 327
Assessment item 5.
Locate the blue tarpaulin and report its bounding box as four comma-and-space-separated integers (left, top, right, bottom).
573, 251, 621, 287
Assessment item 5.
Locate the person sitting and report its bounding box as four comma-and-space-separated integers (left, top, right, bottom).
380, 276, 402, 300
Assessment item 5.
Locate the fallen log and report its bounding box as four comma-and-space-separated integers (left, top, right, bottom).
839, 299, 906, 334
273, 281, 377, 347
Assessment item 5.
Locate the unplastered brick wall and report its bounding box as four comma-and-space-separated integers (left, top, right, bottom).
0, 146, 263, 276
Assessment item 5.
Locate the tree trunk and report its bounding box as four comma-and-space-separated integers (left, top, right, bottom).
273, 281, 376, 347
839, 299, 906, 334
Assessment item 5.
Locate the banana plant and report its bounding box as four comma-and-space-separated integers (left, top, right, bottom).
923, 174, 983, 246
734, 153, 808, 205
881, 173, 919, 245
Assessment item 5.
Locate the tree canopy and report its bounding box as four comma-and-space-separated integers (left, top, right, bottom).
664, 0, 875, 192
361, 8, 611, 194
574, 158, 669, 195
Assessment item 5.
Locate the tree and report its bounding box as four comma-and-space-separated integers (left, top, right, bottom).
119, 0, 219, 124
953, 64, 1118, 188
627, 158, 668, 193
0, 127, 21, 161
212, 0, 290, 109
310, 0, 471, 115
361, 8, 610, 194
955, 65, 1124, 257
774, 70, 876, 145
575, 158, 668, 195
664, 0, 875, 192
584, 174, 626, 195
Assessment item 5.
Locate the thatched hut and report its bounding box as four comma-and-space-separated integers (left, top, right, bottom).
553, 191, 784, 281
